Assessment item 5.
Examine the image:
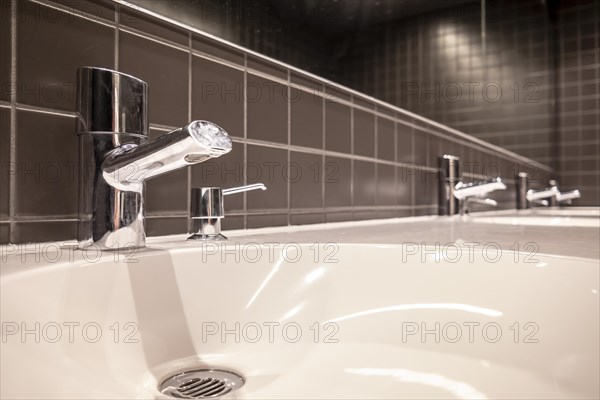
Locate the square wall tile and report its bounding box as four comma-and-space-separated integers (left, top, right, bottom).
353, 210, 378, 220
290, 152, 322, 209
146, 217, 187, 237
121, 6, 188, 45
191, 141, 245, 211
1, 108, 9, 218
324, 157, 351, 208
291, 88, 323, 149
145, 168, 188, 214
396, 166, 413, 206
15, 110, 77, 217
414, 168, 437, 207
290, 213, 324, 225
120, 32, 188, 127
145, 130, 188, 214
221, 215, 244, 231
376, 164, 396, 206
17, 0, 114, 110
246, 145, 287, 211
0, 223, 8, 244
354, 110, 375, 157
247, 214, 288, 229
397, 123, 413, 164
192, 56, 243, 138
247, 55, 287, 79
325, 100, 351, 154
247, 74, 287, 144
1, 3, 10, 102
193, 34, 244, 64
325, 212, 353, 223
377, 117, 395, 161
354, 161, 375, 206
52, 0, 115, 23
14, 221, 76, 243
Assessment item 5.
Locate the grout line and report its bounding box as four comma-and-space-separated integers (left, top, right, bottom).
410, 125, 416, 216
374, 111, 378, 206
114, 2, 119, 69
13, 104, 75, 118
322, 83, 326, 214
350, 95, 355, 212
242, 53, 248, 229
9, 0, 17, 242
186, 32, 193, 235
286, 69, 291, 226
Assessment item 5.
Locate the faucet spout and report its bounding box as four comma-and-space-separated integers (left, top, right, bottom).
454, 177, 507, 200
102, 121, 231, 192
526, 186, 559, 202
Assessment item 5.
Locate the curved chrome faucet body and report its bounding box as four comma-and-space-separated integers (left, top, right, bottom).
76, 67, 231, 249
438, 155, 506, 216
520, 176, 582, 208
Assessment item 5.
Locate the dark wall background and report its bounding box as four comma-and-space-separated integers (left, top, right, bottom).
131, 0, 599, 206
335, 0, 599, 206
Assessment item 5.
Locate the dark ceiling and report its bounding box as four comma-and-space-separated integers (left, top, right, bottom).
266, 0, 480, 36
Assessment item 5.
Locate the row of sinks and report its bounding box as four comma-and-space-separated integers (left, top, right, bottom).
1, 208, 599, 399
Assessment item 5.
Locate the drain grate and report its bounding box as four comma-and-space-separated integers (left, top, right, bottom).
160, 369, 244, 399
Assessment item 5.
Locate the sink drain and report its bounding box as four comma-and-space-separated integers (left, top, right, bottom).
159, 369, 244, 398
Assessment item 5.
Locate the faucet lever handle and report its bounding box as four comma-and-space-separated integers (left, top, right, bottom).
222, 183, 267, 196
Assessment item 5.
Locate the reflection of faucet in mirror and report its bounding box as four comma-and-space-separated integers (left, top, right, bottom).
516, 173, 581, 208
76, 67, 232, 250
438, 155, 506, 216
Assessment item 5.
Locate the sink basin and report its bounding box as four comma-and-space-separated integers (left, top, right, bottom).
529, 208, 599, 218
1, 243, 598, 399
471, 215, 600, 228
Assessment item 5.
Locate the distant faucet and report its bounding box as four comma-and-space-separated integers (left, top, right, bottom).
438, 155, 506, 216
76, 67, 232, 250
517, 174, 581, 208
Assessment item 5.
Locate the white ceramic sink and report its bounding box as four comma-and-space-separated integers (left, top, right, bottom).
471, 215, 600, 228
1, 243, 599, 399
529, 208, 599, 218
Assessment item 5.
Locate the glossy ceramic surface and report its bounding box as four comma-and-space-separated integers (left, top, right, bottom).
1, 242, 598, 399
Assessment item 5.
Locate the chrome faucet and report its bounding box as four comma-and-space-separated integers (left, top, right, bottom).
438, 155, 506, 216
76, 67, 232, 250
519, 176, 581, 208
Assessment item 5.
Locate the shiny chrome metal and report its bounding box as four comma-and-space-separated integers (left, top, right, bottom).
437, 155, 460, 216
516, 172, 529, 209
465, 197, 498, 207
438, 155, 506, 215
525, 180, 581, 207
526, 186, 559, 204
159, 369, 245, 399
77, 67, 232, 250
454, 177, 507, 200
188, 184, 266, 240
556, 189, 581, 203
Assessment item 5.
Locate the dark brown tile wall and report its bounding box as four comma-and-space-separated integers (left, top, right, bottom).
555, 1, 600, 206
335, 0, 598, 206
0, 0, 552, 244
